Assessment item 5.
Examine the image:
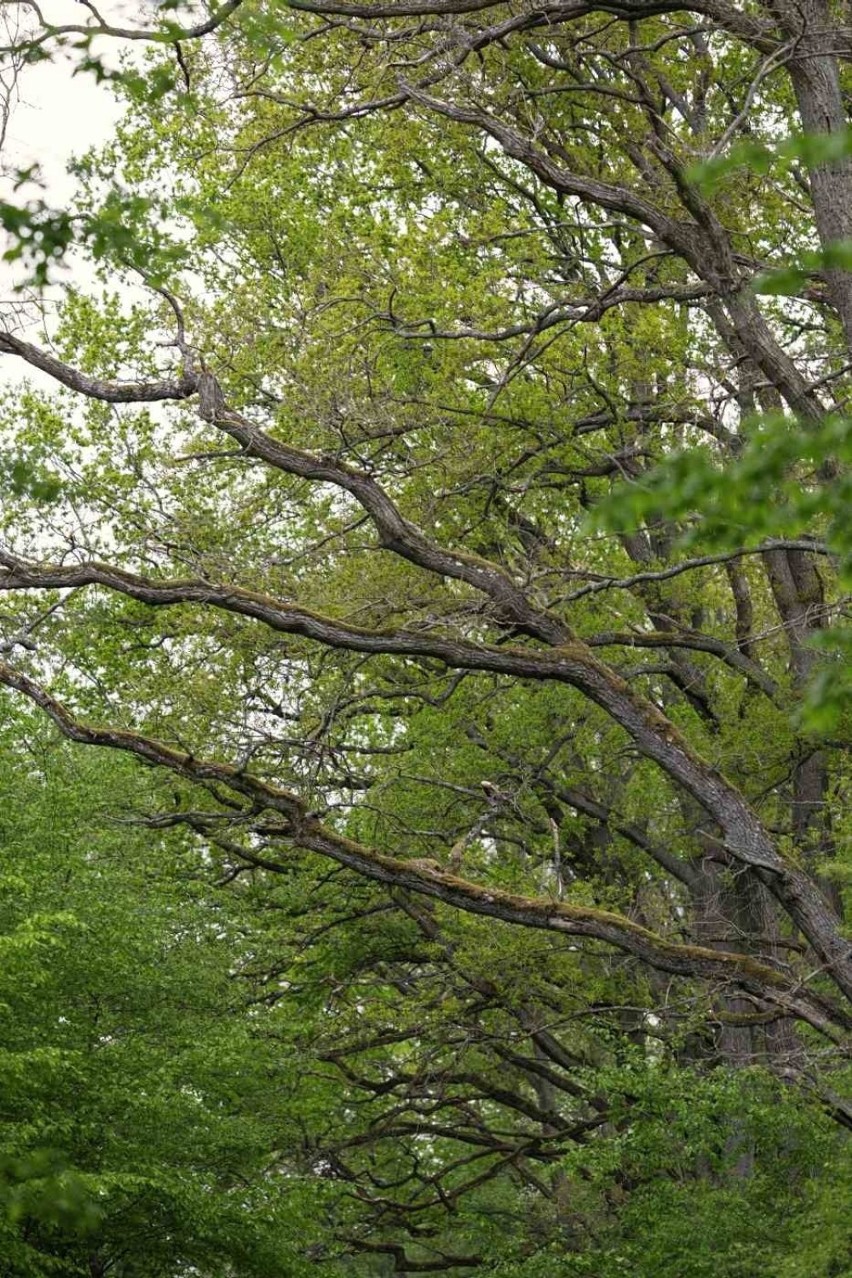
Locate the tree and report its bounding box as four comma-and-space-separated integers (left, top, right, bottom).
0, 0, 850, 1271
0, 701, 347, 1276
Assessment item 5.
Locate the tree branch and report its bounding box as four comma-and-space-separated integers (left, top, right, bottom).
0, 662, 847, 1038
1, 0, 248, 48
2, 544, 849, 1001
0, 330, 195, 401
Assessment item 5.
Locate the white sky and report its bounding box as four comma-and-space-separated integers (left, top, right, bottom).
4, 48, 118, 205
0, 2, 148, 375
0, 2, 210, 272
0, 1, 149, 194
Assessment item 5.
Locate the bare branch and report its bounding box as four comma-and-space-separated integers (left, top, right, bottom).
1, 547, 850, 1001
0, 330, 195, 401
0, 660, 845, 1038
0, 0, 248, 49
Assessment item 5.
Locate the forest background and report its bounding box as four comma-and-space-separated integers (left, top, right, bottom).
0, 1, 850, 1274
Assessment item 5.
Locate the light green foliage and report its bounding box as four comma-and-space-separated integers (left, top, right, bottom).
690, 128, 852, 192
590, 413, 852, 730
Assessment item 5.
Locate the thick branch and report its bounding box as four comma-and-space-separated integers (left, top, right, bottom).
0, 334, 846, 993
400, 84, 827, 420
586, 628, 780, 701
0, 331, 195, 402
196, 374, 570, 644
2, 547, 849, 1000
0, 661, 845, 1038
283, 0, 779, 54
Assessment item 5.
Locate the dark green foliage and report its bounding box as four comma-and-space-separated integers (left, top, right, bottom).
0, 707, 334, 1277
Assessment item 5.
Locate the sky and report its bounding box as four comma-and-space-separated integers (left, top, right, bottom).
1, 2, 147, 197
0, 2, 137, 379
4, 27, 118, 202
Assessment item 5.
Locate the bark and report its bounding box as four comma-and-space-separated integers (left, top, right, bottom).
769, 0, 852, 350
2, 541, 850, 1002
0, 660, 847, 1039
